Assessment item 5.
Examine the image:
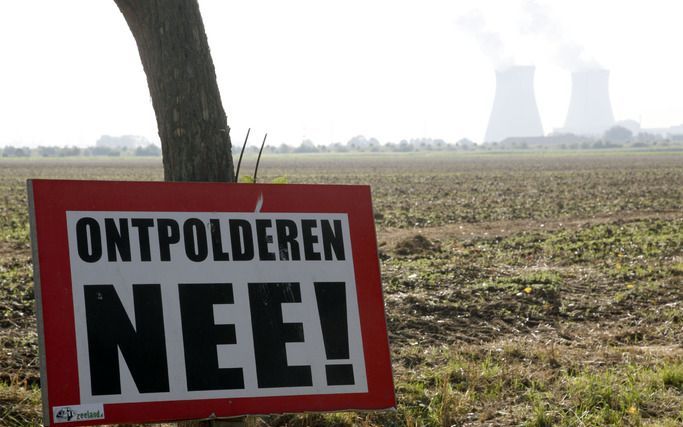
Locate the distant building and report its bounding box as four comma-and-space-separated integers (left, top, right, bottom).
641, 123, 683, 139
96, 135, 154, 149
485, 66, 544, 142
455, 138, 476, 148
500, 134, 592, 148
563, 69, 615, 136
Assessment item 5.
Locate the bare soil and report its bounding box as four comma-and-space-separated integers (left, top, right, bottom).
1, 153, 682, 426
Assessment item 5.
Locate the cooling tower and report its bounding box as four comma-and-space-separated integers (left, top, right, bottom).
563, 69, 615, 135
484, 66, 544, 143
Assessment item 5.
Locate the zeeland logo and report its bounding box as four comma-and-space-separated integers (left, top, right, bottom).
54, 407, 74, 422
53, 404, 104, 423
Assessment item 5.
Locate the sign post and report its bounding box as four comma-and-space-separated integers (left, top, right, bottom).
28, 180, 394, 426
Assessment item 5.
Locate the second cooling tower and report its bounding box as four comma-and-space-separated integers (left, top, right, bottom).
563, 69, 615, 135
485, 66, 544, 143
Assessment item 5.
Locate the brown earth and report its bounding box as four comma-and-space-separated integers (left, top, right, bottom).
1, 153, 682, 425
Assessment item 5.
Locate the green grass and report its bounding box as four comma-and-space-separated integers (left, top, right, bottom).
384, 344, 683, 427
0, 381, 41, 427
544, 220, 683, 266
661, 364, 683, 392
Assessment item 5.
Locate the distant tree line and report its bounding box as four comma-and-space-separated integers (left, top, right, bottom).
1, 134, 163, 158
4, 127, 682, 159
232, 135, 478, 155
230, 130, 682, 155
492, 126, 683, 151
1, 144, 161, 158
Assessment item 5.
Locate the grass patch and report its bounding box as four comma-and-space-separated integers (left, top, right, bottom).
544, 220, 683, 266
0, 381, 42, 426
661, 364, 683, 392
388, 343, 683, 426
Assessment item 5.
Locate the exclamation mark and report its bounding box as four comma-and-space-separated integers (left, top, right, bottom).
314, 282, 355, 386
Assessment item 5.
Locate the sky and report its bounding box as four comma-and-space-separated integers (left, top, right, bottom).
1, 0, 682, 147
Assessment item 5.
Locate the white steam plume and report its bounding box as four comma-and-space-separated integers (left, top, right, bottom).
522, 0, 599, 70
456, 10, 513, 70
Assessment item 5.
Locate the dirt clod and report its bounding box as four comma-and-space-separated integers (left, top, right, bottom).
393, 234, 440, 256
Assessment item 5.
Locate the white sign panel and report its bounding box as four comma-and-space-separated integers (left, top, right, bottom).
65, 211, 367, 404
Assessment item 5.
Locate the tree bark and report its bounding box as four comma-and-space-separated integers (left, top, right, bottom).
114, 1, 238, 424
114, 0, 234, 182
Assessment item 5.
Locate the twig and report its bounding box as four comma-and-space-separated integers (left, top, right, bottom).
235, 128, 250, 182
253, 133, 268, 183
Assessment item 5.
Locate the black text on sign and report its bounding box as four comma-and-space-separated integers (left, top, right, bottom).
66, 212, 366, 403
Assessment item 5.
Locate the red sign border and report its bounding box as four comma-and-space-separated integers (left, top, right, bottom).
28, 179, 395, 426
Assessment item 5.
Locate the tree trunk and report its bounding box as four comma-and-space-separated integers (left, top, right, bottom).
114, 0, 234, 182
114, 1, 239, 425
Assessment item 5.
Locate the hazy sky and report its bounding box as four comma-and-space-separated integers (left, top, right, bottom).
1, 0, 682, 147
